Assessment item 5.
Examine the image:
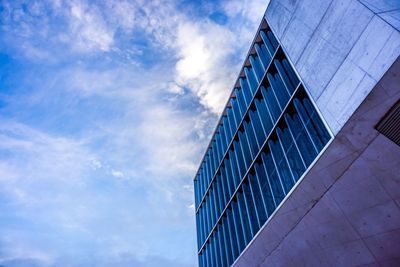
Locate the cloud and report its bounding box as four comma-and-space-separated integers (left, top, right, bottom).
171, 0, 270, 114
66, 1, 114, 52
0, 0, 271, 266
111, 170, 124, 178
174, 20, 237, 113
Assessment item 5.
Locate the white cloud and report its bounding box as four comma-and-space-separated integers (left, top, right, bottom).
174, 20, 237, 114
111, 169, 125, 178
171, 0, 270, 114
66, 1, 114, 52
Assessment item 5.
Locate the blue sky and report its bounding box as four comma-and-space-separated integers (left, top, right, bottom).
0, 0, 267, 266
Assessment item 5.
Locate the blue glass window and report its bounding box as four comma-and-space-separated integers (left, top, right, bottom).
194, 19, 331, 266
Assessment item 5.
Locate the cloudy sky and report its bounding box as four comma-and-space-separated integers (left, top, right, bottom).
0, 0, 268, 266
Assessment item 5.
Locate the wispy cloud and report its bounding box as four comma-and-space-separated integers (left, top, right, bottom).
0, 0, 269, 266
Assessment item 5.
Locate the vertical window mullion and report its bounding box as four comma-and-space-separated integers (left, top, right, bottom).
224, 159, 236, 197
221, 220, 232, 266
293, 99, 319, 154
237, 190, 252, 245
238, 130, 253, 170
231, 200, 246, 251
221, 166, 231, 204
219, 124, 227, 154
244, 67, 258, 95
216, 177, 225, 213
223, 116, 232, 146
268, 139, 294, 194
261, 85, 281, 122
255, 161, 277, 216
230, 149, 240, 190
303, 99, 331, 146
227, 208, 240, 258
249, 55, 264, 83
232, 98, 242, 127
260, 31, 275, 57
216, 228, 225, 267
255, 98, 274, 137
276, 129, 298, 187
274, 59, 296, 95
244, 120, 259, 157
267, 73, 286, 111
248, 172, 267, 226
236, 88, 248, 115
267, 30, 279, 51
254, 43, 270, 70
277, 126, 307, 182
262, 151, 286, 205
239, 78, 253, 105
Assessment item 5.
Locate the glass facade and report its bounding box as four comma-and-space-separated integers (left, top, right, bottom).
194, 18, 331, 267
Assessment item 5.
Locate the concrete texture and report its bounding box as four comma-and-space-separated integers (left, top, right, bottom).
233, 56, 400, 266
265, 0, 400, 135
359, 0, 400, 31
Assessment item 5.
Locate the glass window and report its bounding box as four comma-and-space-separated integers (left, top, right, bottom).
239, 78, 253, 105
244, 120, 259, 157
196, 19, 332, 266
237, 190, 253, 244
249, 55, 264, 82
221, 220, 233, 265
260, 30, 275, 56
303, 98, 330, 146
244, 67, 258, 94
254, 43, 270, 69
277, 126, 306, 182
236, 88, 248, 115
254, 161, 276, 216
243, 181, 260, 234
249, 109, 267, 146
216, 227, 226, 267
232, 97, 243, 126
227, 107, 237, 138
248, 172, 268, 226
232, 142, 246, 182
267, 73, 289, 110
226, 208, 240, 258
268, 138, 295, 194
261, 85, 281, 122
274, 59, 295, 95
231, 200, 246, 251
267, 31, 279, 51
238, 130, 253, 169
219, 123, 228, 153
223, 115, 232, 146
261, 152, 285, 206
282, 58, 300, 89
254, 98, 274, 137
224, 158, 236, 196
220, 166, 231, 204
285, 110, 317, 166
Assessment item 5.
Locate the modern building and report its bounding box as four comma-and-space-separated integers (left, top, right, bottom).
193, 0, 400, 266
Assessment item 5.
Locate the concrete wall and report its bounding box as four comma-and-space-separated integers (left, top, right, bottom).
265, 0, 400, 135
233, 47, 400, 267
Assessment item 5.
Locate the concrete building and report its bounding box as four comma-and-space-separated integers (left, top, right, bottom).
193, 0, 400, 266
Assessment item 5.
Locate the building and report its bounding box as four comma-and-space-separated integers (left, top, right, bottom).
193, 0, 400, 266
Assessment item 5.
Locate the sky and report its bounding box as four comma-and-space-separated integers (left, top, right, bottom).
0, 0, 268, 266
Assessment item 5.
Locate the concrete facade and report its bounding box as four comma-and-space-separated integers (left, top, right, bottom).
234, 0, 400, 266
266, 0, 400, 135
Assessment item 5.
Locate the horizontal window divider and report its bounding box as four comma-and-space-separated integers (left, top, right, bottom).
198, 82, 302, 254
195, 45, 281, 213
